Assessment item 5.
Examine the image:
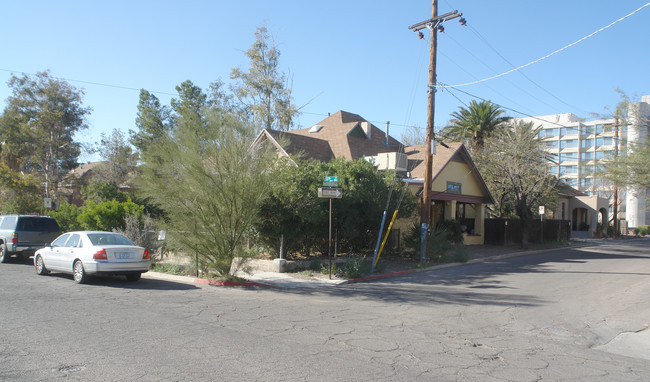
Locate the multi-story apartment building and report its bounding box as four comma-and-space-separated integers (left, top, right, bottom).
518, 95, 650, 229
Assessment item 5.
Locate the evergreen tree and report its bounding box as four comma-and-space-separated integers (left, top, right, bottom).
230, 26, 298, 131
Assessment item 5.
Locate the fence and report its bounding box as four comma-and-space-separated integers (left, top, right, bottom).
484, 218, 571, 245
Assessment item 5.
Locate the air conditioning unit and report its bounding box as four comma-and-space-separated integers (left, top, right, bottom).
364, 152, 407, 172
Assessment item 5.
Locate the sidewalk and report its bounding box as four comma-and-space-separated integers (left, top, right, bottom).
145, 239, 607, 289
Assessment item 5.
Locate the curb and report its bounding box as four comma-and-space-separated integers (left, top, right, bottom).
147, 239, 632, 288
193, 277, 277, 288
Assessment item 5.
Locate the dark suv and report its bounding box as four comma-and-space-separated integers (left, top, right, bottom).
0, 215, 61, 263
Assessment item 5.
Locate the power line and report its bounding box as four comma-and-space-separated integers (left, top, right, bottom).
435, 2, 650, 88
464, 23, 587, 114
0, 68, 177, 97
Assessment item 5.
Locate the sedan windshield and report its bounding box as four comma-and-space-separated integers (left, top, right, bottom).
87, 233, 135, 246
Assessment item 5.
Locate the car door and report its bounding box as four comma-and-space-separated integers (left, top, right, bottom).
45, 234, 70, 271
61, 234, 82, 272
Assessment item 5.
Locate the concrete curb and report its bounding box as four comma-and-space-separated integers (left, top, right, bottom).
145, 239, 629, 288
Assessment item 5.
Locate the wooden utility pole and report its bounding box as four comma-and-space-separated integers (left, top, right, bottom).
408, 1, 464, 262
613, 115, 620, 237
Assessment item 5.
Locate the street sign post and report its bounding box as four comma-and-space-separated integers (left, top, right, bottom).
318, 182, 342, 279
318, 187, 342, 199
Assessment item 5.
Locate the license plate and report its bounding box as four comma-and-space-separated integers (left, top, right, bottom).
115, 252, 134, 259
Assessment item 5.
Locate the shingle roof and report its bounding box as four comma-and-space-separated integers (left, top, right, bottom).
267, 110, 403, 161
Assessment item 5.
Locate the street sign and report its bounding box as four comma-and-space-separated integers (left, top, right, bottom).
539, 206, 545, 215
318, 187, 343, 199
44, 198, 52, 209
323, 176, 339, 187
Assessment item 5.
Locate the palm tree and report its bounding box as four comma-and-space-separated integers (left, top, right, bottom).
441, 100, 510, 148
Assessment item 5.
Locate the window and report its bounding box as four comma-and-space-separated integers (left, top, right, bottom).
541, 128, 558, 138
580, 152, 594, 160
545, 141, 559, 149
595, 151, 614, 160
447, 182, 461, 194
559, 152, 578, 162
580, 178, 593, 187
582, 125, 594, 135
560, 140, 577, 149
563, 178, 578, 186
65, 234, 81, 248
549, 166, 558, 174
0, 217, 16, 230
51, 234, 70, 247
581, 139, 594, 148
596, 137, 613, 147
560, 127, 579, 136
559, 165, 577, 174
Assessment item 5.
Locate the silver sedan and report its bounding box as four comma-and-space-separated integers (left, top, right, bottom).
34, 231, 151, 283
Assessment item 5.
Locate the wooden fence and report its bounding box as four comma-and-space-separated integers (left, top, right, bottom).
484, 218, 571, 245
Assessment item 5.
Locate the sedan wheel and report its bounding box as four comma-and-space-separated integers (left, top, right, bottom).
73, 260, 88, 284
35, 255, 49, 275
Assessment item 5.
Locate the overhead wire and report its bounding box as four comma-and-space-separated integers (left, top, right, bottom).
464, 23, 588, 115
435, 2, 650, 88
0, 68, 177, 97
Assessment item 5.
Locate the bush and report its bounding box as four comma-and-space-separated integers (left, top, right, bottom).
636, 225, 650, 236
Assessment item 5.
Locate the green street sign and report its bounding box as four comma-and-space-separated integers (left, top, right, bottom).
324, 176, 339, 187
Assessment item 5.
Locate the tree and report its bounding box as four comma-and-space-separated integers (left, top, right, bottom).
0, 71, 90, 204
400, 125, 425, 146
0, 163, 41, 213
477, 121, 558, 248
130, 89, 170, 155
255, 157, 416, 256
441, 100, 510, 149
136, 91, 278, 276
230, 26, 298, 131
96, 128, 138, 185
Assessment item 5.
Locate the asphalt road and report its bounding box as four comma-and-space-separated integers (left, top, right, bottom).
1, 239, 650, 381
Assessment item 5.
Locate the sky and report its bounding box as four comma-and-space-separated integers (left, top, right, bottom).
1, 1, 649, 163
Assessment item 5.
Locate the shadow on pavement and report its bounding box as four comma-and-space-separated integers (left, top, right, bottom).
260, 240, 650, 307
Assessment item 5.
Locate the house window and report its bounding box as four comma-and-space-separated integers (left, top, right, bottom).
560, 140, 577, 149
447, 182, 461, 194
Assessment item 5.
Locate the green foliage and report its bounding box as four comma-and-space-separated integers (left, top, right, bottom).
0, 71, 90, 204
440, 99, 510, 149
435, 220, 464, 244
94, 128, 138, 185
113, 213, 160, 251
230, 26, 298, 131
636, 225, 649, 236
82, 181, 129, 203
0, 163, 41, 213
477, 121, 558, 246
77, 199, 144, 231
130, 89, 170, 154
50, 202, 82, 232
136, 93, 277, 276
255, 157, 416, 257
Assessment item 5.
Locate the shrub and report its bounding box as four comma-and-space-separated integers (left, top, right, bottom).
636, 225, 650, 236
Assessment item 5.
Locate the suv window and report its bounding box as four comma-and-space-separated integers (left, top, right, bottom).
17, 217, 60, 232
1, 217, 17, 230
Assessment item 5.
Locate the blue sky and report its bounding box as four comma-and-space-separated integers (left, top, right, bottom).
1, 1, 649, 162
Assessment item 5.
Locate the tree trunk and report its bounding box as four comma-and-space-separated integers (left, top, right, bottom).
520, 217, 529, 250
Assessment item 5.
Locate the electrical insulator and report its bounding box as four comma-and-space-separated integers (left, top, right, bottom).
437, 25, 444, 33
418, 31, 424, 39
459, 17, 466, 26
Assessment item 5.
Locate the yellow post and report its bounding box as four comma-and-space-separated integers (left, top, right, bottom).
374, 210, 399, 267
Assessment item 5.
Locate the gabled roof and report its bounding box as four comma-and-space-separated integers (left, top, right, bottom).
256, 110, 403, 162
405, 142, 495, 204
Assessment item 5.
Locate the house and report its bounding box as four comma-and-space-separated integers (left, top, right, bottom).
551, 183, 609, 238
254, 110, 495, 246
253, 110, 407, 171
402, 142, 495, 245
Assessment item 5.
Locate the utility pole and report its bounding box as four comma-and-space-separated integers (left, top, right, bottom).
613, 114, 620, 238
408, 1, 464, 263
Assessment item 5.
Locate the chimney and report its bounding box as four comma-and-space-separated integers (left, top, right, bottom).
361, 121, 371, 139
385, 121, 390, 146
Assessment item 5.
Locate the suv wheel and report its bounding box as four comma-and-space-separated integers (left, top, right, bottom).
0, 246, 10, 263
